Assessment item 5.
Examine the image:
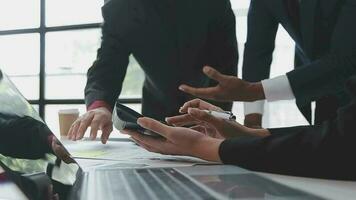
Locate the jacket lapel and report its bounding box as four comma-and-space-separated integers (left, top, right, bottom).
299, 0, 318, 58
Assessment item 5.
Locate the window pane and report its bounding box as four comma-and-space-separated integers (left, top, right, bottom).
46, 0, 104, 27
0, 34, 40, 100
45, 29, 144, 99
45, 29, 101, 99
0, 34, 40, 76
0, 0, 40, 31
9, 76, 39, 100
46, 29, 101, 74
45, 104, 141, 139
120, 56, 145, 99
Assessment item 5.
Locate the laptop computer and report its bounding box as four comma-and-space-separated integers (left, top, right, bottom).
0, 69, 324, 200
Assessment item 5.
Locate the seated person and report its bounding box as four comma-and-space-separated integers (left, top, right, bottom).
123, 76, 356, 180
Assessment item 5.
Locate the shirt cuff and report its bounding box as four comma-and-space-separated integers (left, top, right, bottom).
87, 100, 113, 113
261, 75, 295, 102
244, 100, 265, 115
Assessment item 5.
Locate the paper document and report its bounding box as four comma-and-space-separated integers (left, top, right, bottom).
62, 140, 217, 169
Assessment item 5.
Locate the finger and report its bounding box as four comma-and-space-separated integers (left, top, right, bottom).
89, 118, 100, 140
203, 66, 230, 83
137, 117, 173, 138
69, 121, 80, 140
101, 125, 113, 144
165, 114, 199, 127
179, 99, 202, 113
121, 129, 135, 135
68, 120, 80, 139
188, 108, 224, 128
178, 84, 218, 99
76, 114, 94, 140
190, 125, 206, 133
130, 131, 165, 148
130, 137, 161, 153
179, 99, 223, 113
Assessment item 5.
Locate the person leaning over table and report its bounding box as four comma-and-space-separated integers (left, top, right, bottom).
123, 75, 356, 180
67, 0, 238, 144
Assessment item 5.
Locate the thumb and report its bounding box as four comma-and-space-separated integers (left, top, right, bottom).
187, 108, 224, 128
137, 117, 172, 138
203, 66, 228, 83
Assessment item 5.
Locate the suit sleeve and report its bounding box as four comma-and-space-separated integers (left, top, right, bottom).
85, 4, 130, 110
242, 0, 279, 83
207, 0, 238, 77
0, 115, 53, 159
219, 77, 356, 180
287, 0, 356, 107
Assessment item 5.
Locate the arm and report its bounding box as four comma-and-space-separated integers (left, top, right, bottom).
85, 2, 131, 110
219, 76, 356, 180
69, 2, 131, 143
0, 114, 53, 159
287, 0, 356, 106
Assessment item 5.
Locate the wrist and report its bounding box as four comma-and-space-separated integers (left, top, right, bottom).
88, 100, 112, 113
192, 137, 223, 162
247, 82, 265, 101
247, 128, 271, 137
244, 113, 263, 128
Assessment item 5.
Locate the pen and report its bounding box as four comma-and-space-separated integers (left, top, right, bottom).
203, 110, 236, 121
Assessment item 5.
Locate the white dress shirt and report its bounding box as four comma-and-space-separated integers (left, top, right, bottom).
244, 75, 295, 115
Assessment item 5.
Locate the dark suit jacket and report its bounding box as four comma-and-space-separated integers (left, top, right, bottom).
220, 76, 356, 180
242, 0, 356, 124
85, 0, 238, 121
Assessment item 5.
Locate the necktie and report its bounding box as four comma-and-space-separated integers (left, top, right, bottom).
286, 0, 300, 30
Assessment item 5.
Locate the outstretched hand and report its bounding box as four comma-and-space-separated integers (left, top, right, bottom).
179, 66, 265, 102
122, 117, 223, 162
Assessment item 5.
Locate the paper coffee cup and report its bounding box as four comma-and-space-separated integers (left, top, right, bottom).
58, 109, 79, 139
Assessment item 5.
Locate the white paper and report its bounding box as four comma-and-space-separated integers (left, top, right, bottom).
62, 140, 216, 169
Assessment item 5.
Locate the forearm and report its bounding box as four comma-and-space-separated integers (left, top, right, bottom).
85, 54, 128, 109
85, 9, 130, 109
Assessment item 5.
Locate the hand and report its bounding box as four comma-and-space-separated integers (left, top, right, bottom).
68, 107, 113, 144
166, 99, 223, 127
51, 138, 75, 164
170, 108, 270, 139
123, 117, 223, 162
244, 114, 263, 129
179, 66, 265, 102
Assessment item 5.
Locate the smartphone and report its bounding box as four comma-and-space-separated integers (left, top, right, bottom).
113, 103, 163, 138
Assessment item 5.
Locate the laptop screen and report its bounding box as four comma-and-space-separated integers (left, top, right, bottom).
0, 69, 82, 200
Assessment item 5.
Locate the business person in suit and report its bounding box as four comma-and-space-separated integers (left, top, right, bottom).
68, 0, 238, 143
124, 75, 356, 180
179, 0, 356, 128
